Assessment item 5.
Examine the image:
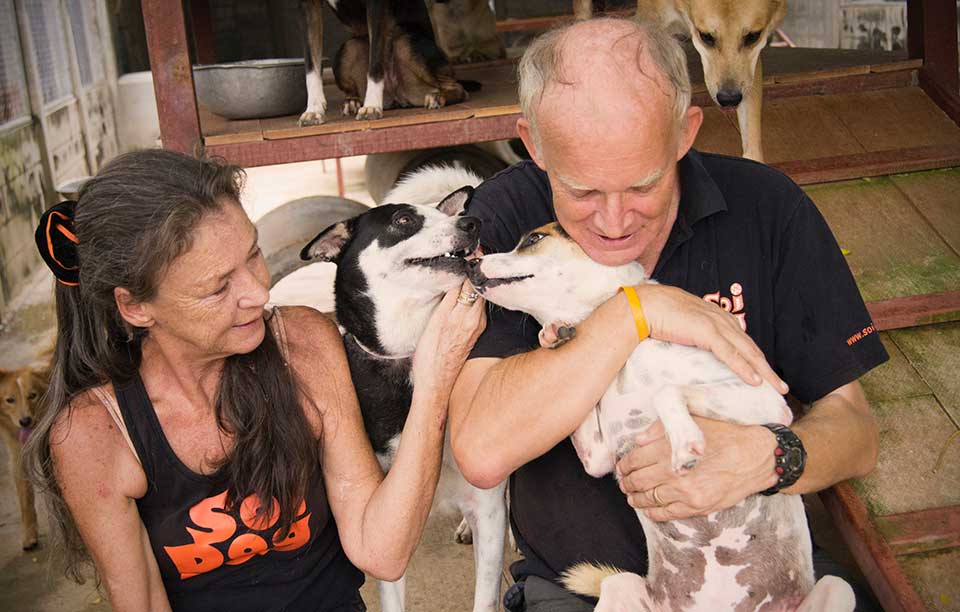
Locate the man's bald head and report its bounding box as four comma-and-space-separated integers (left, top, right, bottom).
517, 17, 692, 147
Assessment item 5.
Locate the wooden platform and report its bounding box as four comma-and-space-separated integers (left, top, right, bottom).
802, 164, 960, 611
822, 323, 960, 612
200, 47, 960, 180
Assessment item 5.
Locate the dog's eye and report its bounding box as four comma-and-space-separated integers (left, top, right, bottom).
698, 31, 716, 47
522, 233, 544, 248
743, 30, 762, 47
392, 212, 414, 227
27, 391, 37, 400
4, 397, 14, 404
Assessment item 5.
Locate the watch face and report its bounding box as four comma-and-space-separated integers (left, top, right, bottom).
784, 446, 804, 472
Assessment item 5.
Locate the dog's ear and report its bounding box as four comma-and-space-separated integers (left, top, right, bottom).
28, 362, 51, 386
437, 186, 475, 216
301, 219, 355, 263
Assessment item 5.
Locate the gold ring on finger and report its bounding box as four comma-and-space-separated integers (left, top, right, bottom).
457, 291, 479, 305
651, 485, 666, 507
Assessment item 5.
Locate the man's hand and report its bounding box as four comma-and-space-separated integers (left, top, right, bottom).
615, 418, 778, 521
635, 284, 788, 394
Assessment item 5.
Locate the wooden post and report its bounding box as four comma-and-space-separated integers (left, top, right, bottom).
143, 0, 202, 155
190, 0, 217, 65
911, 0, 960, 125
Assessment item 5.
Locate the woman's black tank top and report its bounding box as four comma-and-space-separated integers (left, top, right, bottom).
114, 370, 365, 612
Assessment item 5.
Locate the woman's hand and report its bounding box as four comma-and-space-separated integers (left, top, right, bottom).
634, 284, 788, 394
412, 280, 487, 399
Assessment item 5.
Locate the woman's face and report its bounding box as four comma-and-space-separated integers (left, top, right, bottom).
144, 201, 270, 360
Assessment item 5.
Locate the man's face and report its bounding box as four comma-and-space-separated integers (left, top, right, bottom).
534, 110, 684, 267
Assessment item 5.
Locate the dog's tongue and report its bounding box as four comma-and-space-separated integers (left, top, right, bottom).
18, 427, 33, 444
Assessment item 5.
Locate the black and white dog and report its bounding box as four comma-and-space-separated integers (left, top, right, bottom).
300, 166, 506, 612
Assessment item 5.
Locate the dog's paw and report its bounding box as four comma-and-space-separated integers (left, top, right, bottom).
424, 92, 447, 109
341, 99, 360, 116
21, 534, 38, 551
355, 105, 383, 120
454, 518, 473, 545
539, 321, 576, 349
671, 434, 705, 474
298, 110, 325, 127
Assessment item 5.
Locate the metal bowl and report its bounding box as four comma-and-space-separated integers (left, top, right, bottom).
193, 59, 306, 120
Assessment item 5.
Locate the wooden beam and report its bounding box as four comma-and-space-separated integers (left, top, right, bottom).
867, 291, 960, 331
907, 0, 924, 61
205, 114, 519, 167
913, 0, 960, 100
772, 145, 960, 186
920, 69, 960, 127
690, 67, 916, 108
189, 0, 217, 65
143, 0, 202, 155
874, 505, 960, 556
820, 484, 927, 612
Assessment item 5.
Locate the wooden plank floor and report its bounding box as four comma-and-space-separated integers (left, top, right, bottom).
803, 177, 960, 302
890, 169, 960, 255
847, 322, 960, 611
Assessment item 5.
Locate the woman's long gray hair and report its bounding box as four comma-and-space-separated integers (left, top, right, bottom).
23, 149, 318, 582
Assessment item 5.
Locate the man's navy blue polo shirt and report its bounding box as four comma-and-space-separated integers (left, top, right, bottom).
463, 149, 888, 582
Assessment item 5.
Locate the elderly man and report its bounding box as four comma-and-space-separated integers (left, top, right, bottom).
449, 17, 887, 612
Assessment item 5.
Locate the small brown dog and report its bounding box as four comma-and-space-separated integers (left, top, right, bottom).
0, 360, 48, 550
428, 0, 505, 64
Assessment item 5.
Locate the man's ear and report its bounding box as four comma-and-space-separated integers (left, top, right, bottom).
517, 118, 547, 171
676, 106, 704, 161
300, 218, 355, 264
438, 186, 475, 216
114, 287, 155, 329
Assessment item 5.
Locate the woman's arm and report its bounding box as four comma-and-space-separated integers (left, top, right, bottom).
283, 288, 484, 579
50, 391, 171, 612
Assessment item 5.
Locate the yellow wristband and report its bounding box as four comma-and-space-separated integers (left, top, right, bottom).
620, 286, 650, 342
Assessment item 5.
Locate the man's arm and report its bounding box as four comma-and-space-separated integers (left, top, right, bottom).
451, 285, 789, 489
617, 379, 879, 521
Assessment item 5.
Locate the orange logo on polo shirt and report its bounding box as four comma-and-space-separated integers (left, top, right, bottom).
164, 490, 311, 579
703, 282, 747, 331
846, 323, 876, 346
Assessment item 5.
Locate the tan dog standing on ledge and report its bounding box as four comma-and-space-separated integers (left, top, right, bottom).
575, 0, 786, 161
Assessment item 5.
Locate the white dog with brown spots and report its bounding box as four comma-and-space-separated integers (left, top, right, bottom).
467, 222, 854, 611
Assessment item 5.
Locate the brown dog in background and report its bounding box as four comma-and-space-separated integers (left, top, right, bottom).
299, 0, 471, 126
428, 0, 505, 64
0, 358, 48, 551
574, 0, 787, 161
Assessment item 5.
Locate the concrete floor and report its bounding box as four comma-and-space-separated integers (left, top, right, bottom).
0, 154, 871, 611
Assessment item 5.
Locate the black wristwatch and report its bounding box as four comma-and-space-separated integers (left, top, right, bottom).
759, 423, 806, 496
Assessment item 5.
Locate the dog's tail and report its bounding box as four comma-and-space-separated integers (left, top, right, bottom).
560, 562, 625, 597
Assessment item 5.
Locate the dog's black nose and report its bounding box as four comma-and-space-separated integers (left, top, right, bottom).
716, 89, 742, 107
456, 216, 481, 236
19, 416, 33, 428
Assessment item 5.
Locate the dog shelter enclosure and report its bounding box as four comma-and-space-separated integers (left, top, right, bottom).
82, 0, 960, 610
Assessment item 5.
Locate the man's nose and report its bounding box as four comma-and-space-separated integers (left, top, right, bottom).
597, 192, 628, 235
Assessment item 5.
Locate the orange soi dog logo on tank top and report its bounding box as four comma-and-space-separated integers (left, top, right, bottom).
164, 490, 312, 579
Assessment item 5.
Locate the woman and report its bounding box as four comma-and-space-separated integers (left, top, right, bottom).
24, 149, 485, 611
